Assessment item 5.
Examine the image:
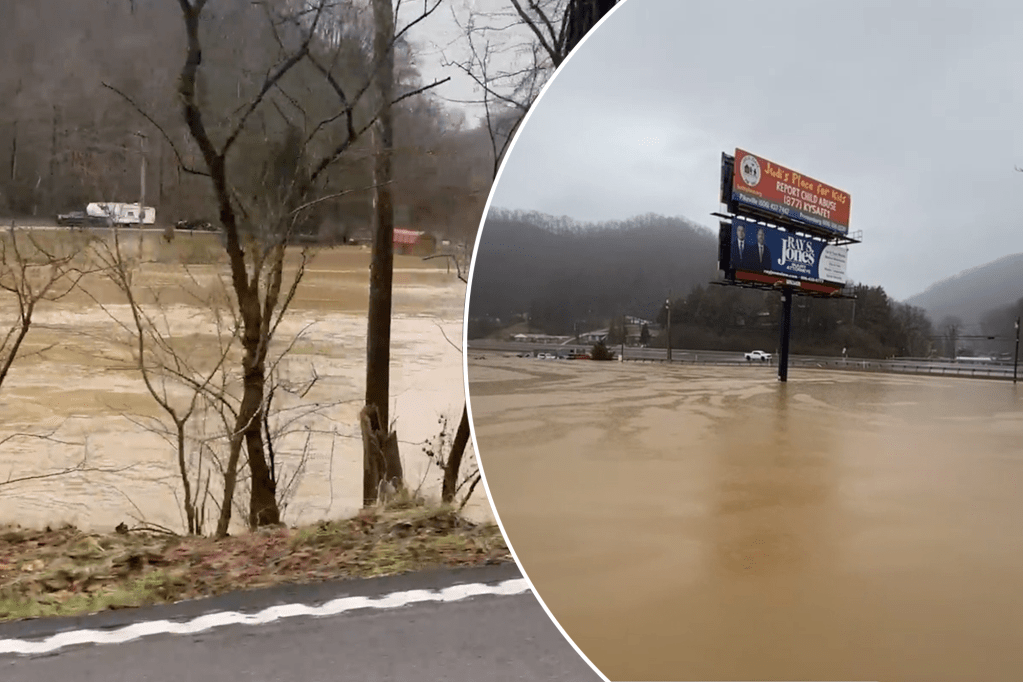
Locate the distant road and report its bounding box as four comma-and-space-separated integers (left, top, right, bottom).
6, 222, 170, 233
0, 565, 601, 682
467, 340, 1019, 380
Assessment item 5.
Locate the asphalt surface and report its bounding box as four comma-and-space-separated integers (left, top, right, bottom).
0, 564, 603, 682
468, 340, 1019, 379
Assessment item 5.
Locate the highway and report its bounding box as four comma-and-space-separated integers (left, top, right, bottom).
467, 340, 1020, 380
0, 564, 601, 682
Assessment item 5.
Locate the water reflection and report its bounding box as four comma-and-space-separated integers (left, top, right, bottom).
709, 382, 834, 580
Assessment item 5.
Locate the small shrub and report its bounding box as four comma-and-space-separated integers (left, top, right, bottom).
591, 341, 614, 361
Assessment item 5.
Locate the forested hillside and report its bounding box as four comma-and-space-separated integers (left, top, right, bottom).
0, 0, 491, 241
469, 208, 718, 333
469, 208, 937, 358
905, 252, 1023, 331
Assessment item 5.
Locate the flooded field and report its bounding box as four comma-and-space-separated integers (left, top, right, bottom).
0, 233, 490, 533
468, 355, 1023, 681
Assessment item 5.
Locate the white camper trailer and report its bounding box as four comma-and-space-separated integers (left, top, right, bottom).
86, 202, 156, 225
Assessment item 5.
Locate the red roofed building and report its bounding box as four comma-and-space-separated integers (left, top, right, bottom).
393, 228, 436, 256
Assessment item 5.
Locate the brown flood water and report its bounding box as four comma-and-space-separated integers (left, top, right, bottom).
0, 237, 491, 533
468, 356, 1023, 682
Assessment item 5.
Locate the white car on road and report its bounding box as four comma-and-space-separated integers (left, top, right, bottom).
744, 350, 772, 362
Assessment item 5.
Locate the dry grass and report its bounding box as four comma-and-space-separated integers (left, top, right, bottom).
0, 503, 510, 623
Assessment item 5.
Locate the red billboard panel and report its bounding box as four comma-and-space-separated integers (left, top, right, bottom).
731, 148, 851, 236
734, 270, 843, 296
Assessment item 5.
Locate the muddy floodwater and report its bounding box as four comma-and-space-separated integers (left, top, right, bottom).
0, 237, 490, 533
468, 355, 1023, 681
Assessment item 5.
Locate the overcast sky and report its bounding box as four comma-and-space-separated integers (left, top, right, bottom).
402, 0, 533, 126
486, 0, 1023, 301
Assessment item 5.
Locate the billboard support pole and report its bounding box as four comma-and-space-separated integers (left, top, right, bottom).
778, 287, 793, 382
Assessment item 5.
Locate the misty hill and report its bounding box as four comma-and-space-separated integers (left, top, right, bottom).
904, 252, 1023, 328
468, 208, 718, 335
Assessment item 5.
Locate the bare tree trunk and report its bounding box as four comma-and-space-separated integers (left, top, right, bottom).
240, 354, 278, 527
442, 404, 471, 503
564, 0, 618, 55
216, 433, 244, 538
175, 418, 196, 534
364, 0, 402, 504
360, 404, 403, 505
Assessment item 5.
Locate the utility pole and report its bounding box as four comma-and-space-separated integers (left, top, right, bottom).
49, 106, 58, 210
620, 313, 626, 362
1014, 317, 1020, 385
137, 132, 146, 257
134, 132, 146, 227
665, 297, 672, 363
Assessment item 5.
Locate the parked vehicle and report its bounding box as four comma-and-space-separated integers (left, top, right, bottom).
86, 202, 156, 225
175, 219, 216, 231
56, 211, 91, 227
745, 350, 772, 362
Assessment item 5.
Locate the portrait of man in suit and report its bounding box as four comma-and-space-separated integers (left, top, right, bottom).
749, 226, 773, 272
731, 223, 750, 271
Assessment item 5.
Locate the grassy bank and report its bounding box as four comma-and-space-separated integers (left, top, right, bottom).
0, 503, 510, 623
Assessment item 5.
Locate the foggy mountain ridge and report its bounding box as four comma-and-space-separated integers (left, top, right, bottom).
468, 207, 718, 332
468, 207, 944, 359
903, 251, 1023, 328
484, 207, 706, 235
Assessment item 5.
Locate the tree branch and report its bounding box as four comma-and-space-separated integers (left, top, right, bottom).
101, 82, 209, 177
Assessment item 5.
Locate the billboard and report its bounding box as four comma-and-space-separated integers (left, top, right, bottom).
729, 215, 847, 285
719, 153, 734, 205
731, 148, 851, 236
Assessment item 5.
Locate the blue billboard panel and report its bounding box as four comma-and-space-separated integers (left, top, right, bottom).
730, 215, 847, 284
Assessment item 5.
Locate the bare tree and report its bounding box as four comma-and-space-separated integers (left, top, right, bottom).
362, 0, 404, 506
0, 221, 90, 389
86, 228, 237, 535
432, 0, 620, 503
444, 0, 620, 176
102, 0, 451, 532
0, 221, 123, 497
87, 225, 350, 535
513, 0, 619, 64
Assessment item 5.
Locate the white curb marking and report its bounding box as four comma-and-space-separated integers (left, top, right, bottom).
0, 578, 531, 656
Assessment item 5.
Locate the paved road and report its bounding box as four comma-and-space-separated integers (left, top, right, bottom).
0, 564, 602, 682
468, 340, 1019, 379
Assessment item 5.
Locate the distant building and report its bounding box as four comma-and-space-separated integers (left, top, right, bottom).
394, 228, 436, 256
510, 333, 573, 345
578, 328, 610, 344
580, 318, 661, 346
